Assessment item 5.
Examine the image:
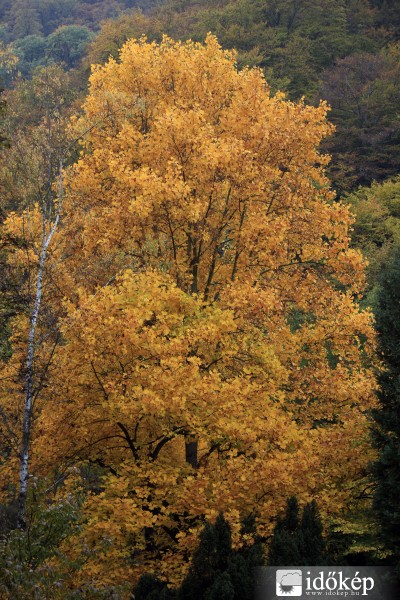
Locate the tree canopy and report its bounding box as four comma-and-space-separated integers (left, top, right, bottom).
0, 35, 377, 592
1, 0, 399, 594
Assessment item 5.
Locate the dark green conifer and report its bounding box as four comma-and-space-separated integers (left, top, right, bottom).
268, 497, 325, 566
372, 247, 400, 566
133, 573, 176, 600
300, 500, 325, 564
204, 572, 235, 600
268, 497, 302, 565
178, 512, 263, 600
179, 513, 232, 600
226, 514, 264, 600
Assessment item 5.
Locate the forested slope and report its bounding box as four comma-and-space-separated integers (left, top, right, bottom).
84, 0, 400, 193
0, 1, 399, 598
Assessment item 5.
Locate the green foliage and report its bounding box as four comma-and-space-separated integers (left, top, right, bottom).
83, 10, 164, 68
46, 25, 94, 68
301, 501, 325, 565
82, 0, 400, 194
178, 513, 263, 600
371, 247, 400, 567
134, 574, 177, 600
1, 0, 159, 41
346, 176, 400, 307
0, 63, 78, 373
35, 0, 79, 36
133, 514, 263, 600
9, 0, 43, 39
0, 24, 10, 44
9, 25, 94, 75
0, 488, 80, 599
268, 497, 302, 565
370, 0, 400, 34
86, 0, 387, 99
268, 497, 325, 566
12, 34, 47, 75
179, 514, 235, 600
320, 44, 400, 192
0, 472, 130, 599
1, 0, 400, 589
175, 0, 360, 97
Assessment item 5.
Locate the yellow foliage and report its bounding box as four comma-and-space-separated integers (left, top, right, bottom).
0, 35, 377, 593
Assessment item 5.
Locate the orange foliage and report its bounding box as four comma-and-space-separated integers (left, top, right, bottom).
0, 35, 376, 592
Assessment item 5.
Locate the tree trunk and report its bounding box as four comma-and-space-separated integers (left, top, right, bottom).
17, 161, 64, 530
185, 436, 198, 469
17, 245, 46, 529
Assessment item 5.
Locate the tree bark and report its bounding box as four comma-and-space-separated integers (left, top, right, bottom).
17, 162, 64, 529
17, 245, 46, 529
185, 436, 198, 469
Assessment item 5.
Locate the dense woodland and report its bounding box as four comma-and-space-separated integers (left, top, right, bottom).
0, 1, 400, 598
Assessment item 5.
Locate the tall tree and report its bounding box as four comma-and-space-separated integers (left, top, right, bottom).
371, 247, 400, 566
0, 66, 80, 529
268, 497, 325, 565
268, 497, 302, 565
133, 513, 262, 599
301, 500, 325, 564
0, 35, 376, 591
179, 513, 234, 600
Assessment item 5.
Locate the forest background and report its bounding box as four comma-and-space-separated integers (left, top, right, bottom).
0, 1, 400, 598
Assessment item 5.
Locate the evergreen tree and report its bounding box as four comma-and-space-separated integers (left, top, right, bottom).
372, 247, 400, 566
204, 571, 235, 600
179, 513, 233, 600
133, 573, 176, 600
226, 514, 264, 600
179, 513, 263, 599
268, 497, 325, 566
268, 497, 302, 565
300, 500, 325, 565
133, 513, 263, 600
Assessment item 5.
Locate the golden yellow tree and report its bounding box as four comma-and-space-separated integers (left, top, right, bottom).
0, 35, 376, 593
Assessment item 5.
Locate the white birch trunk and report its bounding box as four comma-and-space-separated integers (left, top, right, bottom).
17, 162, 63, 529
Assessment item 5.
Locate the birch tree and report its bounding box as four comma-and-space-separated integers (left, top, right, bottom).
0, 66, 77, 529
20, 36, 377, 589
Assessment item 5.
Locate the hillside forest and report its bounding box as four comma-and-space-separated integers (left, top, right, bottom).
0, 1, 400, 598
